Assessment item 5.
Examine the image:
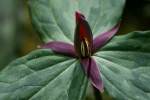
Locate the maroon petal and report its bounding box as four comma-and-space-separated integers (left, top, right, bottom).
74, 11, 93, 58
40, 41, 77, 57
93, 23, 120, 52
75, 11, 85, 23
81, 57, 104, 92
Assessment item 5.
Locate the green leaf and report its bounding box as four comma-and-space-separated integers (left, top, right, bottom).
28, 0, 125, 43
0, 49, 88, 100
94, 31, 150, 100
102, 31, 150, 52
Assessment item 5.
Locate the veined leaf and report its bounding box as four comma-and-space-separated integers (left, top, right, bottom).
0, 49, 88, 100
28, 0, 125, 43
94, 31, 150, 100
102, 31, 150, 52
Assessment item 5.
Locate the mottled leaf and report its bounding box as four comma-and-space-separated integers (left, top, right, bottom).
94, 31, 150, 100
28, 0, 125, 43
0, 49, 88, 100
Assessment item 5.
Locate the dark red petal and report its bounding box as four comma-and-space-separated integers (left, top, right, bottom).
81, 57, 104, 92
40, 41, 77, 57
74, 11, 93, 58
75, 11, 85, 23
93, 23, 120, 52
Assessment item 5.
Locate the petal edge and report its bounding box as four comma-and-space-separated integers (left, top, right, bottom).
93, 23, 120, 52
81, 57, 104, 92
40, 41, 77, 57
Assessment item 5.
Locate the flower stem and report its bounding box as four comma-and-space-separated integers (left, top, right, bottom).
93, 86, 102, 100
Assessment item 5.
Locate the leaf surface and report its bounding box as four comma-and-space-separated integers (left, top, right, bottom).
28, 0, 125, 43
0, 49, 88, 100
94, 31, 150, 100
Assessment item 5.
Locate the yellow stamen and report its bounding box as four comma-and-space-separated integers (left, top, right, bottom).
81, 41, 85, 57
84, 38, 90, 56
80, 38, 91, 57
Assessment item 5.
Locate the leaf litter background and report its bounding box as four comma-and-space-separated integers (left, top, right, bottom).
0, 0, 150, 100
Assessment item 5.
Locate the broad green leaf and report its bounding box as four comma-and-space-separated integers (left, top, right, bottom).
28, 0, 125, 43
0, 49, 88, 100
94, 31, 150, 100
102, 31, 150, 52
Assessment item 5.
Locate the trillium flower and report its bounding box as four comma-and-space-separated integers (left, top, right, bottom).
41, 11, 120, 92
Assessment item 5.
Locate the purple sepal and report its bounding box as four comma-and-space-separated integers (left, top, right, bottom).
93, 23, 120, 52
81, 57, 104, 92
40, 41, 77, 57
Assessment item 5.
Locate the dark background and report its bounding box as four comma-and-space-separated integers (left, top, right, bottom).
0, 0, 149, 99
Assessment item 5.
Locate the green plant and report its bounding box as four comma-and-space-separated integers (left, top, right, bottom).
0, 0, 150, 100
